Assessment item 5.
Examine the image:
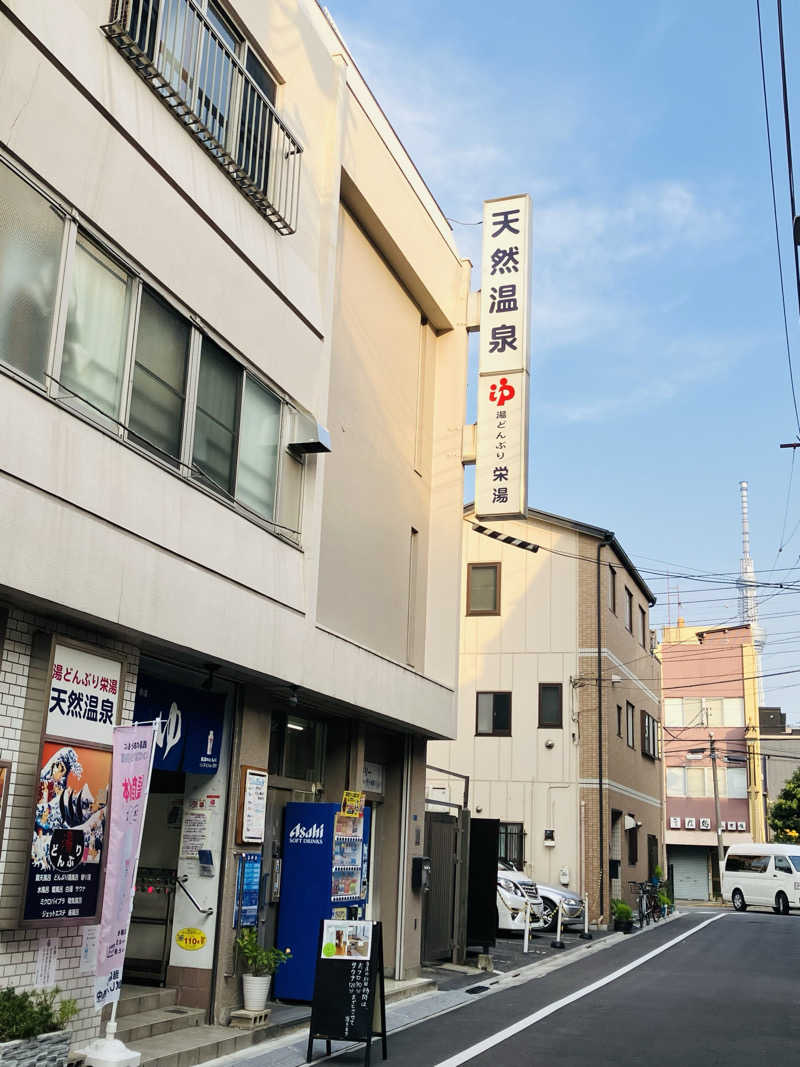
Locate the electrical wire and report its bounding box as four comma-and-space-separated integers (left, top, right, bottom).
757, 0, 800, 435
777, 0, 800, 318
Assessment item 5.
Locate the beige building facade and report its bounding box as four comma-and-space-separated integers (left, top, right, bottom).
429, 507, 663, 924
0, 0, 469, 1044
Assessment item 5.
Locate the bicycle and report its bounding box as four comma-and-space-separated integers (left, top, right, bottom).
629, 880, 662, 928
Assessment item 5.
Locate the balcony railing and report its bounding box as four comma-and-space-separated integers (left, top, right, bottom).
103, 0, 302, 235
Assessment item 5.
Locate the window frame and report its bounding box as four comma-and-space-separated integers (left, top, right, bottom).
627, 818, 638, 866
475, 691, 512, 737
617, 704, 623, 738
625, 587, 633, 632
466, 562, 501, 617
538, 683, 563, 729
639, 605, 647, 648
0, 150, 303, 546
641, 710, 658, 759
498, 822, 525, 870
608, 565, 617, 614
626, 701, 635, 749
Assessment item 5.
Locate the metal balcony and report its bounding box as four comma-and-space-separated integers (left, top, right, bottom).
102, 0, 302, 235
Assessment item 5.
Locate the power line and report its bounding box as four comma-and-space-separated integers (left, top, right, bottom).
777, 0, 800, 318
756, 0, 800, 435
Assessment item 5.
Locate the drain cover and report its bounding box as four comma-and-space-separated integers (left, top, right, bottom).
465, 985, 489, 995
164, 1008, 190, 1014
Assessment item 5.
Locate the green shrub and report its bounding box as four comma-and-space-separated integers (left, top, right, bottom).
234, 928, 291, 977
611, 898, 633, 922
0, 987, 78, 1041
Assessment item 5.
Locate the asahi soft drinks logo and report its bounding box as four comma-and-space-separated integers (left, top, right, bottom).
289, 822, 324, 844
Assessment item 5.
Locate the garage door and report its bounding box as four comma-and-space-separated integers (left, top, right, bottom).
669, 846, 709, 900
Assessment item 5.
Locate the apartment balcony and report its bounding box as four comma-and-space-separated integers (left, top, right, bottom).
102, 0, 302, 235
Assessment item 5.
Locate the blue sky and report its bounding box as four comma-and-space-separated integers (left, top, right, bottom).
327, 0, 800, 720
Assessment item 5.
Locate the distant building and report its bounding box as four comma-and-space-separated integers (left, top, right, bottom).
428, 506, 663, 925
661, 622, 766, 901
759, 708, 800, 837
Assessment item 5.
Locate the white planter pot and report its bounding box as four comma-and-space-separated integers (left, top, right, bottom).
242, 974, 271, 1012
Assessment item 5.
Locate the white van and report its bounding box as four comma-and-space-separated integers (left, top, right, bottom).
722, 843, 800, 914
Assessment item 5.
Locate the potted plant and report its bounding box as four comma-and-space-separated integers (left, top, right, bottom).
657, 888, 672, 917
235, 928, 291, 1012
611, 898, 634, 934
0, 987, 77, 1067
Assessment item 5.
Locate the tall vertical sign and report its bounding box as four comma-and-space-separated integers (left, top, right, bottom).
94, 722, 156, 1009
475, 194, 532, 519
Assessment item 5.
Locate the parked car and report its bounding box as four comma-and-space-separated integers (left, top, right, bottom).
498, 861, 584, 930
497, 868, 544, 933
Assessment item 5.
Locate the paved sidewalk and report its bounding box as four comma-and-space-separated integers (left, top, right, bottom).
202, 913, 682, 1067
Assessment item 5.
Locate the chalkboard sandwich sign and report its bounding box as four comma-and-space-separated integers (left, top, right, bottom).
306, 919, 387, 1066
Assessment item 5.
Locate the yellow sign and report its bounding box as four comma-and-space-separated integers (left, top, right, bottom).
175, 927, 206, 951
341, 791, 365, 817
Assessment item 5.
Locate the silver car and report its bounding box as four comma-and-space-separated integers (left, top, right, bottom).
498, 861, 584, 930
496, 868, 544, 933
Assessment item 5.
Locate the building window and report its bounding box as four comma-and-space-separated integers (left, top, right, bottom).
193, 337, 240, 494
476, 692, 511, 736
0, 162, 65, 385
0, 154, 304, 544
617, 705, 623, 738
627, 819, 638, 866
498, 822, 524, 869
102, 0, 301, 234
662, 696, 744, 728
60, 235, 132, 422
666, 767, 686, 796
641, 711, 658, 759
727, 767, 747, 798
625, 588, 633, 632
639, 606, 647, 648
467, 563, 501, 615
608, 565, 617, 613
128, 287, 190, 463
538, 684, 563, 728
626, 702, 635, 748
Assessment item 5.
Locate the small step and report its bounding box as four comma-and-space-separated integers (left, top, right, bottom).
129, 1024, 254, 1067
116, 986, 178, 1019
116, 1006, 206, 1043
385, 977, 436, 1004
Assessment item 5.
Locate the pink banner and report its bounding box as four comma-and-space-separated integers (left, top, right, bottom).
94, 723, 156, 1010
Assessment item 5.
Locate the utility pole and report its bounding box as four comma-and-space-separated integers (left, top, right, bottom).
709, 732, 725, 863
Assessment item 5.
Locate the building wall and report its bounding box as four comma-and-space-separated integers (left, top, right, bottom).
0, 605, 139, 1043
577, 535, 662, 919
661, 624, 763, 849
0, 0, 470, 1033
428, 513, 581, 889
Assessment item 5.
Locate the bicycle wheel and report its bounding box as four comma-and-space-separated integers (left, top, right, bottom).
637, 895, 646, 929
651, 896, 661, 922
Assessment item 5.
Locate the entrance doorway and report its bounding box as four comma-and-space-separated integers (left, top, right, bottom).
126, 770, 185, 984
123, 661, 233, 1010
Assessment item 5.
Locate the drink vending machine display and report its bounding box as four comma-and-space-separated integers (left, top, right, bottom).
274, 802, 372, 1001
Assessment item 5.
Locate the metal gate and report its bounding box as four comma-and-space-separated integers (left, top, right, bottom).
422, 812, 458, 962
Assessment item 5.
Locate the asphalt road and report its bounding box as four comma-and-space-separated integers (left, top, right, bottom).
324, 908, 800, 1067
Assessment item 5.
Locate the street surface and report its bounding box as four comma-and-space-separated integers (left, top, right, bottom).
322, 909, 800, 1067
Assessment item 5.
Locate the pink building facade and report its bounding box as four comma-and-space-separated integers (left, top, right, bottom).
661, 623, 763, 900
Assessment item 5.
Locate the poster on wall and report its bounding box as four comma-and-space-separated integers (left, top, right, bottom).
46, 643, 123, 747
23, 741, 112, 924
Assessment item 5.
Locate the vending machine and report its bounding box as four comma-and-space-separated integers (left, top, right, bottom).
273, 802, 371, 1001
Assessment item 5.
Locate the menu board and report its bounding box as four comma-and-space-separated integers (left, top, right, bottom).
237, 766, 268, 844
306, 921, 386, 1064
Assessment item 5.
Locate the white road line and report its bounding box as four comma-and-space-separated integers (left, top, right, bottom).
432, 912, 726, 1067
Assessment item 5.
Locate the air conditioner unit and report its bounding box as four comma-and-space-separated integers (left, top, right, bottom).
727, 821, 737, 831
699, 818, 711, 830
669, 816, 681, 829
685, 817, 696, 829
737, 821, 746, 831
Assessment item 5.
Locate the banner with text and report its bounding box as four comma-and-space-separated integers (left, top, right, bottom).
475, 370, 528, 518
94, 723, 156, 1010
476, 194, 531, 519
